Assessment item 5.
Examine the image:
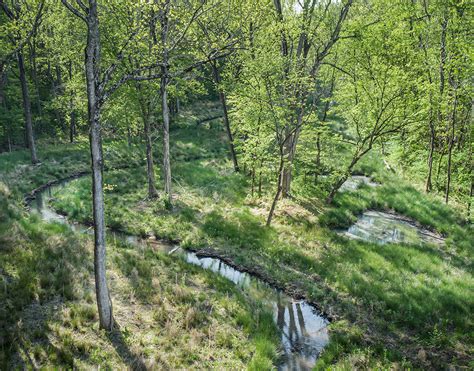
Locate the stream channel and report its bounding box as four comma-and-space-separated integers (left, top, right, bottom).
28, 177, 329, 370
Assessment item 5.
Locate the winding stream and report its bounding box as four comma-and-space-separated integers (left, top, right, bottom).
28, 178, 329, 370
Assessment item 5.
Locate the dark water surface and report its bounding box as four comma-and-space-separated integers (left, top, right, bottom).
29, 179, 329, 370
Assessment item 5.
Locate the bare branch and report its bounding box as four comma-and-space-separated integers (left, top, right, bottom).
99, 25, 144, 95
101, 65, 163, 102
0, 1, 45, 65
316, 0, 353, 65
169, 1, 209, 52
61, 0, 87, 22
75, 0, 88, 13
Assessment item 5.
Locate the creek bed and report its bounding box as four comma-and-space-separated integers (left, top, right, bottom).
28, 178, 329, 370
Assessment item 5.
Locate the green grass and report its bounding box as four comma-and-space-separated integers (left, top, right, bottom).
0, 179, 279, 369
0, 102, 281, 369
1, 101, 473, 369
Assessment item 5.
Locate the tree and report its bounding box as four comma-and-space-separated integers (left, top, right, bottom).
1, 0, 45, 164
325, 3, 423, 203
62, 0, 163, 330
148, 0, 238, 205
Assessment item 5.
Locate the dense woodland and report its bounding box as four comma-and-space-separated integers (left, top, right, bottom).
0, 0, 473, 369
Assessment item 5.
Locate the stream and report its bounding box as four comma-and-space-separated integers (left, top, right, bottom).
28, 178, 329, 370
342, 210, 445, 246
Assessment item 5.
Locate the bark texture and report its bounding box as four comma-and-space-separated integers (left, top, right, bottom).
211, 62, 239, 172
84, 0, 113, 331
160, 3, 172, 205
17, 51, 39, 164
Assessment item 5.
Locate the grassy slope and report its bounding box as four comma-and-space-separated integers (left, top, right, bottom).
0, 104, 279, 369
51, 107, 473, 368
2, 102, 473, 369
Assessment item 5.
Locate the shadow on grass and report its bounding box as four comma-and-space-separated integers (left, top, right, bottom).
108, 322, 147, 371
175, 161, 247, 203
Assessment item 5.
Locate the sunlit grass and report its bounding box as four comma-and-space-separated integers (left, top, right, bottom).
0, 180, 279, 369
1, 103, 472, 368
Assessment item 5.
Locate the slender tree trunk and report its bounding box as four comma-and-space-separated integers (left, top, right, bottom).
69, 100, 76, 143
266, 154, 285, 226
68, 61, 76, 143
251, 167, 255, 196
0, 64, 9, 152
468, 181, 473, 222
161, 71, 172, 204
85, 0, 113, 331
28, 40, 43, 135
315, 75, 333, 179
327, 151, 366, 204
136, 83, 159, 199
144, 113, 158, 198
426, 117, 435, 192
435, 151, 445, 188
7, 132, 12, 152
326, 174, 348, 205
17, 51, 39, 164
47, 62, 64, 135
282, 113, 303, 198
160, 4, 172, 205
445, 88, 458, 204
211, 62, 239, 172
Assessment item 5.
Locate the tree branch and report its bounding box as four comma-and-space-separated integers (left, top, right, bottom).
61, 0, 87, 22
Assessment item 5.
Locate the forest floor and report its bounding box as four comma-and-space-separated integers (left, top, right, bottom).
1, 102, 473, 369
0, 108, 279, 369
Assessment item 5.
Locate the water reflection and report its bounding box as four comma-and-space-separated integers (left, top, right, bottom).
29, 180, 330, 370
343, 210, 445, 245
318, 175, 378, 192
339, 175, 379, 192
185, 253, 329, 370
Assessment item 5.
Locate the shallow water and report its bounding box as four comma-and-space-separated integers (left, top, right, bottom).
339, 175, 379, 191
343, 210, 445, 246
318, 175, 378, 192
29, 178, 329, 370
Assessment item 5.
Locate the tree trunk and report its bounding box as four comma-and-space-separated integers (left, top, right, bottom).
281, 128, 293, 198
85, 0, 113, 331
211, 62, 239, 172
17, 51, 39, 164
467, 181, 473, 222
327, 151, 365, 204
135, 82, 159, 199
445, 87, 458, 204
266, 154, 285, 226
69, 99, 76, 143
326, 174, 348, 205
435, 151, 445, 188
68, 61, 76, 143
144, 113, 158, 198
47, 62, 65, 135
425, 116, 435, 192
161, 71, 172, 205
28, 40, 43, 135
160, 5, 172, 205
281, 114, 303, 198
